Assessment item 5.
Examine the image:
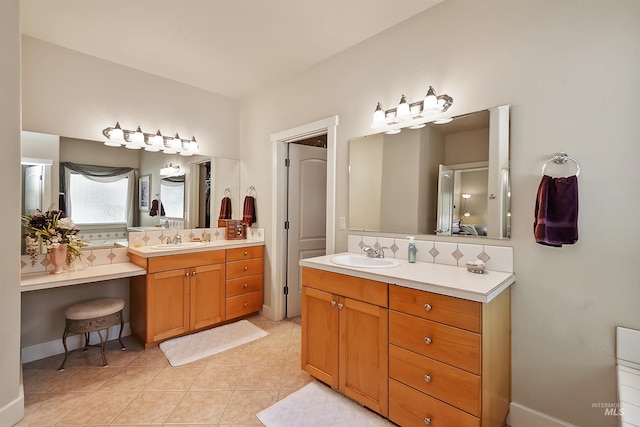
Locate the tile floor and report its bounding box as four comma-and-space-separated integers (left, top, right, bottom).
18, 315, 312, 426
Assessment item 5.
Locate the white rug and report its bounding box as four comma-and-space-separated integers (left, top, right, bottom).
257, 381, 395, 427
159, 320, 268, 366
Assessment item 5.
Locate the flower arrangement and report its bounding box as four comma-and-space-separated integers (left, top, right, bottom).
22, 209, 86, 267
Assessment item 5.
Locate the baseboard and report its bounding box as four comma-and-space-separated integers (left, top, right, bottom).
21, 322, 132, 364
260, 304, 274, 321
508, 402, 577, 427
0, 383, 24, 427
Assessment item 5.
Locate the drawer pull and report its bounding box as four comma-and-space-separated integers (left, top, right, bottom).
244, 283, 249, 288
424, 337, 432, 345
424, 417, 432, 425
424, 374, 431, 383
424, 303, 432, 311
337, 303, 344, 310
244, 266, 249, 271
330, 301, 337, 307
244, 251, 249, 256
244, 302, 248, 307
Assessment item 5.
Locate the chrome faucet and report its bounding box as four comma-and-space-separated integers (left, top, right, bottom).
167, 234, 182, 244
363, 245, 387, 259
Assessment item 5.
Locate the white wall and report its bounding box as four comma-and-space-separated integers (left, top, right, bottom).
0, 0, 24, 424
22, 36, 240, 160
239, 1, 640, 426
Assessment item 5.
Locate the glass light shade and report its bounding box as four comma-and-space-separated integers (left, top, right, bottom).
464, 211, 471, 217
132, 126, 145, 146
396, 95, 410, 120
104, 139, 122, 147
372, 102, 386, 127
385, 129, 401, 135
423, 86, 438, 111
108, 122, 124, 141
433, 117, 453, 124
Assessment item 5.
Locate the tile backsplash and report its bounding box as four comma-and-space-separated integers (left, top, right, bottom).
348, 234, 514, 273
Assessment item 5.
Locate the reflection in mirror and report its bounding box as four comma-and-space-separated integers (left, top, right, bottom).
160, 175, 185, 219
349, 105, 510, 239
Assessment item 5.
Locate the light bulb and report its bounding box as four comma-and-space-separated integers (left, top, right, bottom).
372, 102, 386, 127
423, 86, 438, 111
397, 95, 410, 120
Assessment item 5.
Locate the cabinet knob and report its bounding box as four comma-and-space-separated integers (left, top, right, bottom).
424, 374, 431, 383
244, 302, 248, 307
424, 417, 432, 425
244, 266, 249, 271
244, 251, 249, 256
192, 271, 197, 276
424, 303, 432, 311
185, 272, 190, 277
330, 301, 337, 307
337, 303, 344, 310
424, 337, 432, 345
244, 283, 249, 288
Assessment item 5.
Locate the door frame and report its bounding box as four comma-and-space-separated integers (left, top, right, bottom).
270, 116, 338, 321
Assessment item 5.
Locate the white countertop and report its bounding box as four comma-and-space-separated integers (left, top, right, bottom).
127, 239, 265, 258
299, 253, 515, 303
21, 263, 147, 292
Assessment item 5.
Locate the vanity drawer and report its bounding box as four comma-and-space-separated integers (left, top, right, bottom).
301, 268, 388, 307
226, 245, 264, 261
226, 274, 263, 297
389, 379, 480, 427
389, 311, 480, 374
146, 250, 225, 273
226, 290, 263, 319
390, 344, 480, 416
226, 258, 264, 279
390, 285, 481, 333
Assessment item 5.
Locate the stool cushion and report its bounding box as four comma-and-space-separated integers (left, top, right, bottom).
65, 298, 125, 320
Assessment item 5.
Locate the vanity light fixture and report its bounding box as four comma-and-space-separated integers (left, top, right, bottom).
102, 122, 200, 156
159, 163, 185, 177
371, 85, 453, 133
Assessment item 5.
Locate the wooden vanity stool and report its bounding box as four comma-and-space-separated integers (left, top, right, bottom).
59, 297, 126, 370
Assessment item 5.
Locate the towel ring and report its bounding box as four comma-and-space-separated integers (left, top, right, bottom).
541, 152, 580, 176
245, 185, 257, 197
224, 188, 232, 198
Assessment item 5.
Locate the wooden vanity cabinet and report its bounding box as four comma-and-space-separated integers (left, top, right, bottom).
225, 246, 264, 319
301, 267, 389, 417
130, 251, 225, 347
388, 284, 511, 427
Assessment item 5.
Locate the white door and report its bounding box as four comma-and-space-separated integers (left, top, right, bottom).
436, 164, 454, 235
287, 143, 327, 318
24, 165, 44, 215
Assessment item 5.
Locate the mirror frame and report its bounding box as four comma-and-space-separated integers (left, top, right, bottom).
348, 104, 510, 240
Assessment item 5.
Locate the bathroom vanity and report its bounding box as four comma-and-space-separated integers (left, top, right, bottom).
300, 253, 514, 427
128, 240, 264, 348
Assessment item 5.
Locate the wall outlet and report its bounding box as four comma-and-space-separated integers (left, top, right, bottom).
339, 217, 346, 230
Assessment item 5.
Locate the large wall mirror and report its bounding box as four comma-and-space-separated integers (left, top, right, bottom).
21, 131, 240, 250
349, 105, 510, 239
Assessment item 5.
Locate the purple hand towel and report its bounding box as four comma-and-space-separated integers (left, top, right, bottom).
534, 175, 579, 247
219, 196, 232, 220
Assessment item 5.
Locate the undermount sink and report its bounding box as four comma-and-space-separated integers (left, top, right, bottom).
149, 242, 205, 250
330, 254, 400, 269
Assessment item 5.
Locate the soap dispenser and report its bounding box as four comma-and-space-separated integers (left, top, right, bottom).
407, 236, 417, 263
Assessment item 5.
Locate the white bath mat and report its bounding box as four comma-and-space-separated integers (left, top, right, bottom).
159, 320, 268, 367
257, 381, 395, 427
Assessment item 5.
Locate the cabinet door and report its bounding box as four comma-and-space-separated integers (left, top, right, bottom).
190, 263, 225, 330
339, 297, 389, 417
148, 268, 189, 342
301, 286, 339, 388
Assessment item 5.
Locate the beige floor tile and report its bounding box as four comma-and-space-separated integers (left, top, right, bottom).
125, 346, 169, 367
236, 365, 285, 390
98, 367, 162, 391
219, 389, 279, 424
189, 365, 243, 390
165, 390, 232, 424
252, 330, 292, 349
54, 366, 121, 392
110, 390, 184, 424
203, 342, 256, 366
16, 391, 90, 426
252, 345, 289, 365
280, 365, 314, 390
144, 365, 203, 391
286, 344, 302, 366
58, 390, 139, 425
22, 367, 78, 393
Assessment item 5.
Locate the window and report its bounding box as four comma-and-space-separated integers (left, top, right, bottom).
69, 173, 129, 224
